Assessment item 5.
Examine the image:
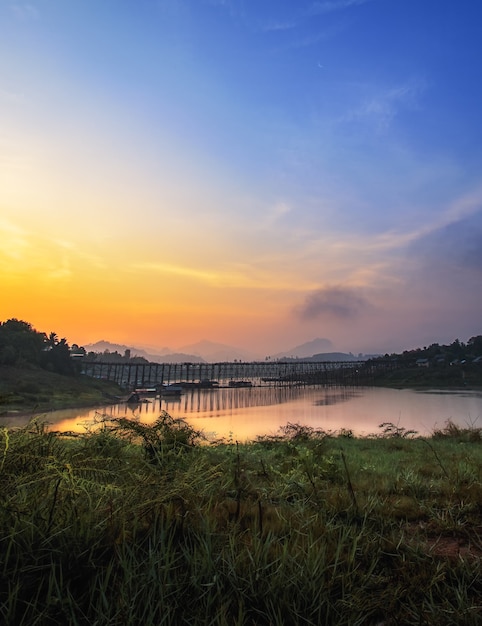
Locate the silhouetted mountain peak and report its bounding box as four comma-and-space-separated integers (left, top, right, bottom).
84, 341, 205, 363
273, 337, 333, 359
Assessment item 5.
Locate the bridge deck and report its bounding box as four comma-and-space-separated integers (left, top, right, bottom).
80, 360, 393, 389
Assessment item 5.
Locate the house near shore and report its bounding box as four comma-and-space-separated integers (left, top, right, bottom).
416, 358, 430, 368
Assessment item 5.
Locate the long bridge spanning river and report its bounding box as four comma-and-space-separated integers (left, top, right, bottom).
80, 359, 394, 389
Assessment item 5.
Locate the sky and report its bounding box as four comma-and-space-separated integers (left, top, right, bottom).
1, 0, 482, 357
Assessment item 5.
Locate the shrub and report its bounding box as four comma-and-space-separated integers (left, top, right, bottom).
432, 419, 481, 443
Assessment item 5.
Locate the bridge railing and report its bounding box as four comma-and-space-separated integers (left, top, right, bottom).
79, 359, 396, 388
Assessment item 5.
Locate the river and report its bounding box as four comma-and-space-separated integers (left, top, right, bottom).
5, 385, 482, 441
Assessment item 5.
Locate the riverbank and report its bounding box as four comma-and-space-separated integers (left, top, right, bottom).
1, 415, 480, 625
370, 361, 482, 390
1, 363, 481, 420
0, 364, 124, 417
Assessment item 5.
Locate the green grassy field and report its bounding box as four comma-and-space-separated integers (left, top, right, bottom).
1, 414, 480, 625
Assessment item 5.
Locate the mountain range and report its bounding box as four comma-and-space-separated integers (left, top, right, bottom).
84, 337, 374, 363
272, 337, 334, 359
178, 340, 257, 362
83, 341, 205, 364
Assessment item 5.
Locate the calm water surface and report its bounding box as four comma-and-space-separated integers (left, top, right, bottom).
6, 386, 482, 441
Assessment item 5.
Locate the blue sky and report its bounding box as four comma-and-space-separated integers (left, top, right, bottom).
1, 0, 481, 356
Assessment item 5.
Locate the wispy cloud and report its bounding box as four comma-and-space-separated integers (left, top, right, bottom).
0, 218, 107, 281
0, 89, 24, 103
367, 186, 482, 252
156, 0, 190, 18
204, 0, 244, 19
130, 261, 221, 284
340, 79, 427, 131
262, 201, 292, 228
287, 27, 339, 49
130, 259, 314, 291
308, 0, 374, 15
0, 218, 29, 262
307, 192, 481, 262
10, 3, 39, 20
437, 187, 482, 225
46, 258, 71, 281
262, 21, 298, 32
287, 185, 482, 294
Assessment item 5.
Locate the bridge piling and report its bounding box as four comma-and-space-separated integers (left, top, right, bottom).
80, 359, 396, 388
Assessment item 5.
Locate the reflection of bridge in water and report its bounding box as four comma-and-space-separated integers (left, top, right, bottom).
80, 359, 394, 389
114, 385, 362, 419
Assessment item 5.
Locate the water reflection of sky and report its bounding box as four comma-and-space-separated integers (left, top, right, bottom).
3, 386, 482, 442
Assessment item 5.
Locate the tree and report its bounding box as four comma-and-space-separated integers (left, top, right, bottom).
448, 339, 466, 360
0, 319, 47, 366
467, 335, 482, 355
41, 337, 76, 375
0, 318, 82, 375
48, 331, 59, 346
70, 344, 86, 356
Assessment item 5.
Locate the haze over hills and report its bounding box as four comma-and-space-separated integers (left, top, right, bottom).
178, 340, 258, 362
84, 337, 377, 363
272, 338, 334, 360
84, 340, 255, 363
84, 341, 205, 364
301, 352, 359, 362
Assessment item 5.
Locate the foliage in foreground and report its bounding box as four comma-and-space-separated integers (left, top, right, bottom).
0, 414, 481, 625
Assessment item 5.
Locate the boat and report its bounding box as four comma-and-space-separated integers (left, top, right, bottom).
134, 387, 157, 394
160, 384, 183, 396
181, 379, 220, 389
228, 380, 253, 388
199, 379, 220, 388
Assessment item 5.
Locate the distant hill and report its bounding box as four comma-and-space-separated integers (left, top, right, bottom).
276, 352, 360, 362
84, 338, 372, 364
85, 341, 151, 358
273, 337, 333, 360
307, 352, 360, 362
84, 339, 254, 363
157, 352, 206, 364
84, 341, 205, 364
179, 340, 257, 362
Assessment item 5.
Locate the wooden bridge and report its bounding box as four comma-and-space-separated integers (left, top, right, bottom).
80, 359, 395, 389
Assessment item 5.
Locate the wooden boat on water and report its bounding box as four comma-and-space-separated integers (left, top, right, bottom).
178, 379, 220, 389
160, 384, 183, 396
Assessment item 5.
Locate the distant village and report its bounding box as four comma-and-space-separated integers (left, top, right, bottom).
373, 336, 482, 368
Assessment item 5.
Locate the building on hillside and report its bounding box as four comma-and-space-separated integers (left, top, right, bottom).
416, 358, 430, 368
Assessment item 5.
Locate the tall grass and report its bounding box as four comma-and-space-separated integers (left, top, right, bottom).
0, 415, 481, 625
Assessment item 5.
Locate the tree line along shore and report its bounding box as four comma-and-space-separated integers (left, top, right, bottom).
1, 318, 481, 415
1, 319, 481, 624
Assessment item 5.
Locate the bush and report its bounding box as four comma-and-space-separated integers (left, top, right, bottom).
432, 419, 482, 443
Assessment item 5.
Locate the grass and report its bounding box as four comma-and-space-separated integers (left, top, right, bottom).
0, 414, 481, 625
0, 364, 123, 415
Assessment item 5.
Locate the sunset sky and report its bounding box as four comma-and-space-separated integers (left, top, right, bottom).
1, 0, 482, 357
